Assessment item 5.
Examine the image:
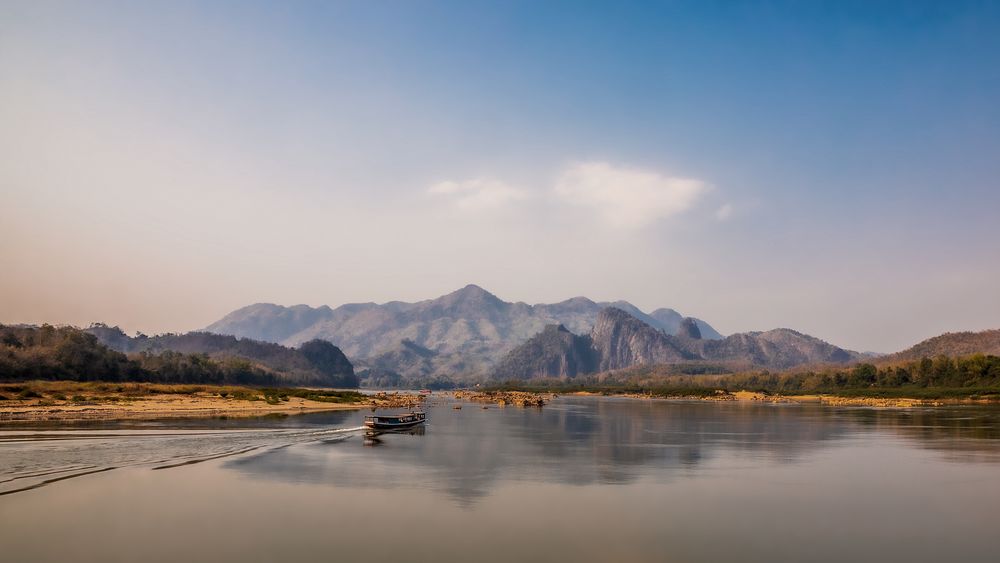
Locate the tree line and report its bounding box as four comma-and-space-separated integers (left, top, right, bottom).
725, 354, 1000, 394
491, 354, 1000, 398
0, 324, 357, 387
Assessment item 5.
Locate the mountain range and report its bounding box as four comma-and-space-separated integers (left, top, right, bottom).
205, 284, 724, 382
490, 307, 863, 380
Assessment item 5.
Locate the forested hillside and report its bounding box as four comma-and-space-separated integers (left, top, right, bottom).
1, 324, 357, 387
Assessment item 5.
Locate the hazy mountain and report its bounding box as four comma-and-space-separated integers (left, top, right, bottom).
590, 308, 695, 371
693, 328, 858, 369
205, 284, 724, 379
204, 303, 336, 345
85, 325, 356, 387
876, 329, 1000, 364
489, 325, 597, 380
648, 308, 723, 339
491, 307, 863, 380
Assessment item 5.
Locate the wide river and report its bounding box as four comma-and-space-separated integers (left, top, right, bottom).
2, 396, 1000, 562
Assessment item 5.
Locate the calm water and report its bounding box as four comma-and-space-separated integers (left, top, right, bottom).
2, 396, 1000, 562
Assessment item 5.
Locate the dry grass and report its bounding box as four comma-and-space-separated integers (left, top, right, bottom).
0, 381, 364, 403
0, 380, 370, 422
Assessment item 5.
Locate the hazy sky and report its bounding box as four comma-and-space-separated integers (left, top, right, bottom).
2, 0, 999, 352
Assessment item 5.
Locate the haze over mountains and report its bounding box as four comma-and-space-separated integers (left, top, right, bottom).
3, 286, 996, 388
490, 308, 863, 381
207, 285, 722, 348
206, 285, 723, 382
204, 285, 869, 384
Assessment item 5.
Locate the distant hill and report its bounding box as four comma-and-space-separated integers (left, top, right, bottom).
1, 324, 353, 386
691, 328, 857, 368
491, 307, 863, 380
877, 330, 1000, 364
489, 325, 597, 380
84, 325, 356, 387
205, 284, 723, 381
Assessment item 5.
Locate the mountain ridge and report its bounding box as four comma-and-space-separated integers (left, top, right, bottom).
205, 285, 724, 379
876, 329, 1000, 364
491, 307, 866, 380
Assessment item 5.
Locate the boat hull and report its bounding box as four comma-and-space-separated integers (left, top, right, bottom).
363, 412, 426, 431
364, 419, 425, 430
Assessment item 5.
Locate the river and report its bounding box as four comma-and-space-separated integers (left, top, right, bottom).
2, 395, 999, 562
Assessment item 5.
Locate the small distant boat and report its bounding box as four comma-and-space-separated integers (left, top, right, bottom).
364, 411, 426, 431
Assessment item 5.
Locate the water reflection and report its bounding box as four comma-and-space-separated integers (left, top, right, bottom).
224, 397, 1000, 505
363, 425, 425, 446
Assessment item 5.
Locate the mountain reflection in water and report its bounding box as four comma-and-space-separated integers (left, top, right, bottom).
5, 396, 1000, 563
224, 397, 1000, 505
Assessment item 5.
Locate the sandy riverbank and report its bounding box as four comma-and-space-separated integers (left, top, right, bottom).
0, 394, 365, 422
0, 382, 423, 422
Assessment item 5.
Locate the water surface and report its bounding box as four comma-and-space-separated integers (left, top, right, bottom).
2, 396, 999, 562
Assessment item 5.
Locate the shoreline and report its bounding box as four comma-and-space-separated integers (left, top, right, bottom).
569, 389, 1000, 408
0, 382, 423, 423
5, 382, 998, 422
0, 394, 364, 422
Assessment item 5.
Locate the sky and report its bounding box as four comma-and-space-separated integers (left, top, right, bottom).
1, 0, 999, 353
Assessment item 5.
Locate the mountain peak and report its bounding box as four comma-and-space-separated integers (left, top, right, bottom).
458, 283, 490, 295
678, 317, 702, 339
422, 284, 508, 318
439, 284, 503, 305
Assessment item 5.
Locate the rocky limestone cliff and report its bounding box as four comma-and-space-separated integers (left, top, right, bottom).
490, 324, 596, 380
590, 308, 695, 371
492, 307, 862, 380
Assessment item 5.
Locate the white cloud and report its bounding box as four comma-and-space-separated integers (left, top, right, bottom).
715, 203, 734, 221
427, 178, 528, 210
553, 162, 707, 227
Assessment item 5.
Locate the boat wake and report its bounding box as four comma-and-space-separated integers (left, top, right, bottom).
0, 425, 366, 496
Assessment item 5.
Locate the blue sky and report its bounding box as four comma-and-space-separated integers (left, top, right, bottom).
2, 0, 999, 351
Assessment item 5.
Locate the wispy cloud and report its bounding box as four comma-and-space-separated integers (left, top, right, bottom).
427, 178, 528, 210
553, 162, 707, 228
430, 161, 710, 227
715, 203, 734, 221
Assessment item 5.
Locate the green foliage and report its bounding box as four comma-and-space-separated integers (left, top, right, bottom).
0, 324, 350, 387
297, 339, 358, 387
489, 354, 1000, 399
84, 327, 357, 387
256, 388, 366, 404
17, 388, 43, 399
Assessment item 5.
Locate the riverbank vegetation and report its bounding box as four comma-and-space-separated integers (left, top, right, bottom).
489, 354, 1000, 400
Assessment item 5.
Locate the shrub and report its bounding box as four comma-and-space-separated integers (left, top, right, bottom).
17, 389, 42, 400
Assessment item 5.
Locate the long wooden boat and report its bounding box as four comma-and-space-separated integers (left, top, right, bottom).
364, 411, 426, 431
